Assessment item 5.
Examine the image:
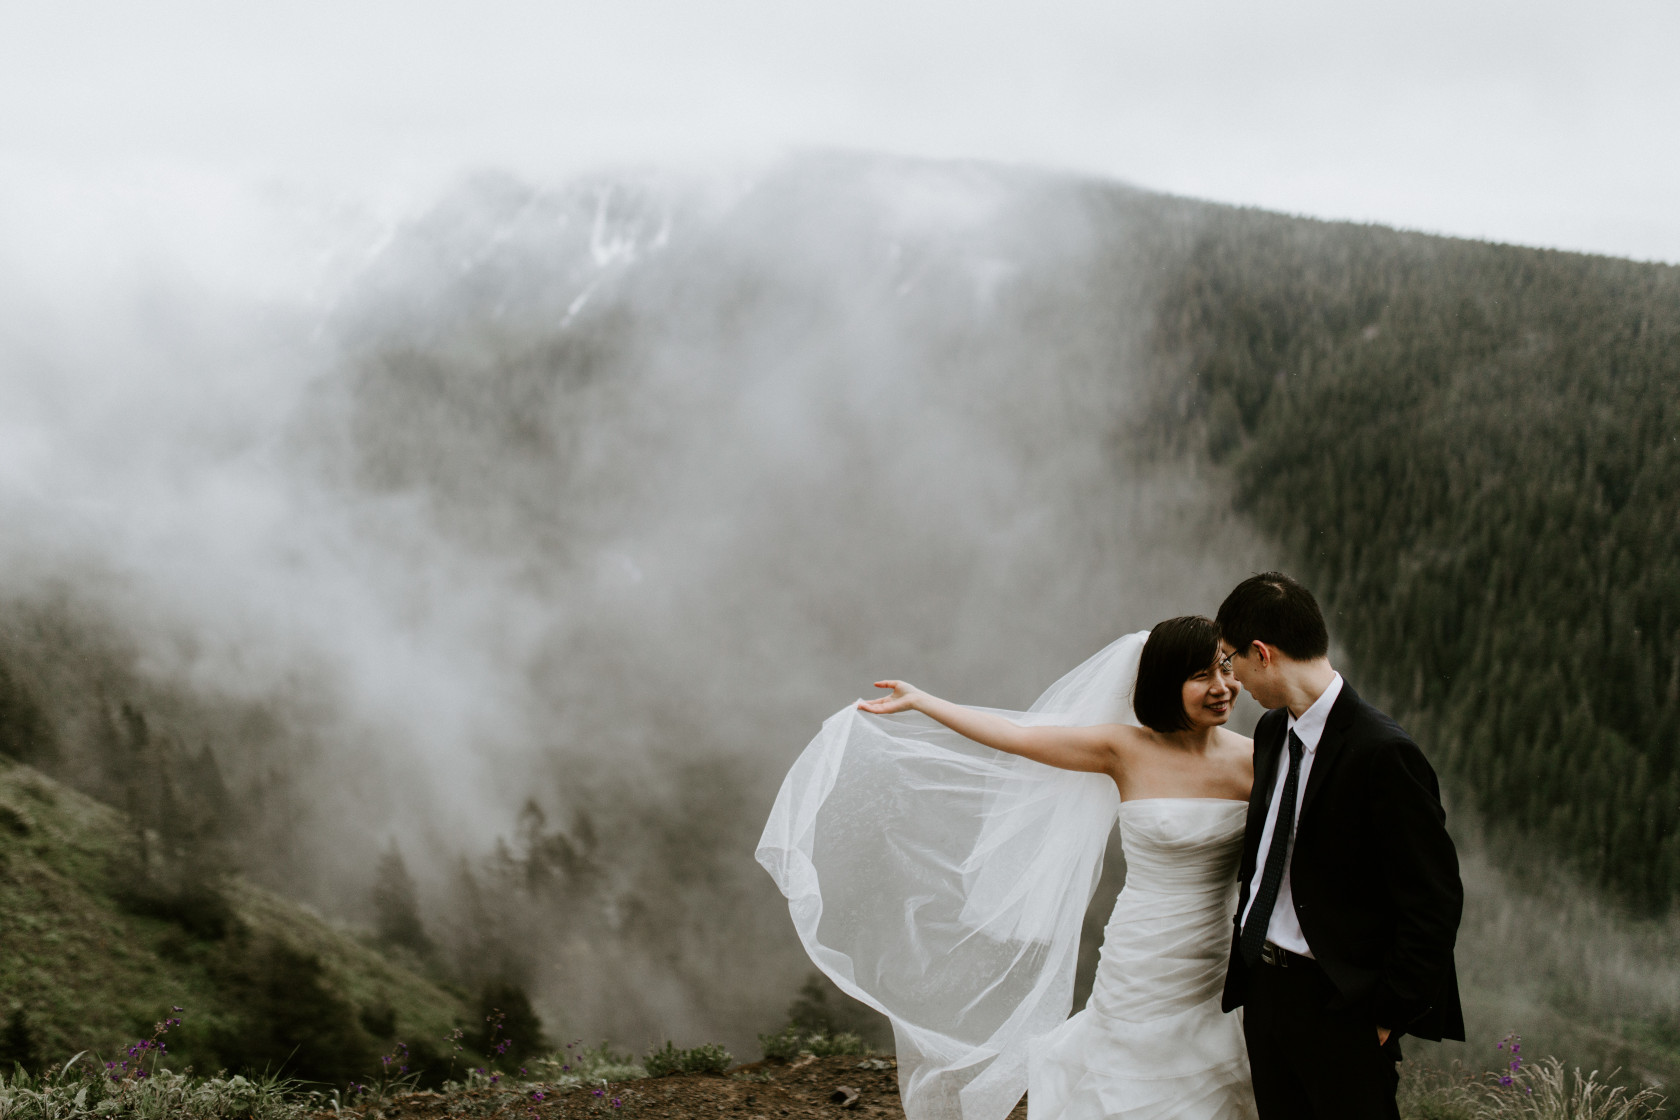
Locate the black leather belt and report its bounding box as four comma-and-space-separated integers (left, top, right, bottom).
1259, 941, 1313, 968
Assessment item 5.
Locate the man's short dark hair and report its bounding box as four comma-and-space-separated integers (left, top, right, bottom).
1132, 615, 1223, 734
1215, 572, 1329, 661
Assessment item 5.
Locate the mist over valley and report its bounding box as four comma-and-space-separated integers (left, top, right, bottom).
1, 152, 1677, 1096
0, 155, 1271, 1060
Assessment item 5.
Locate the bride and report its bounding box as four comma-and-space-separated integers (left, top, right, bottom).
758, 617, 1259, 1120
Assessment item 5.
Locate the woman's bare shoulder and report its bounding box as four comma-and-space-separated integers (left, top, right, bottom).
1219, 727, 1255, 760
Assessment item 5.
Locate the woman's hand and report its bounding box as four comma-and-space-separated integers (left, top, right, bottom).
857, 683, 1122, 776
858, 681, 925, 715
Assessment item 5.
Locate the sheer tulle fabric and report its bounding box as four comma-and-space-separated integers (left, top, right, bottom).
756, 634, 1147, 1120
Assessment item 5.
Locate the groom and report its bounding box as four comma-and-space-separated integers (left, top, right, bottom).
1217, 572, 1464, 1120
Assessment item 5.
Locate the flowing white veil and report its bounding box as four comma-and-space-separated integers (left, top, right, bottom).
756, 632, 1148, 1120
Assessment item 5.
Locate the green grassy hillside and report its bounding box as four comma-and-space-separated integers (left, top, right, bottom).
0, 757, 472, 1083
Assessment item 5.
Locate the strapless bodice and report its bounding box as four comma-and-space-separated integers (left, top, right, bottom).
1116, 798, 1247, 895
1083, 798, 1247, 1026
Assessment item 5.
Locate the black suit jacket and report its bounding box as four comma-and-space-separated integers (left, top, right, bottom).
1221, 681, 1466, 1042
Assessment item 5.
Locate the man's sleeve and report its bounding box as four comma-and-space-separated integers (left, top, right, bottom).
1367, 735, 1463, 1030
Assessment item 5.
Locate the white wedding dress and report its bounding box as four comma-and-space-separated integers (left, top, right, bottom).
757, 633, 1257, 1120
1028, 798, 1254, 1119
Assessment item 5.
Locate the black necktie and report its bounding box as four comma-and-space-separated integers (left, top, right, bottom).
1240, 728, 1305, 965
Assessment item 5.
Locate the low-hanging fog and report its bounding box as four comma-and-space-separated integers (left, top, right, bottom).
0, 153, 1274, 1053
6, 151, 1671, 1078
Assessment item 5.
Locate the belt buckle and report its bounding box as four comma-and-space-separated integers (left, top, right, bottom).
1260, 942, 1288, 968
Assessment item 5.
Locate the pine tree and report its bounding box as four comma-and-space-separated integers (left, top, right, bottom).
373, 842, 432, 955
0, 1008, 38, 1072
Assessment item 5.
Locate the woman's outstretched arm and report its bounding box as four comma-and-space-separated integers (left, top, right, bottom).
858, 681, 1120, 774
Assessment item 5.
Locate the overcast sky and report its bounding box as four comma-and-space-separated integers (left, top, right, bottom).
2, 0, 1677, 263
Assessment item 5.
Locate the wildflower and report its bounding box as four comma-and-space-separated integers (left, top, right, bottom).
592, 1088, 605, 1098
533, 1091, 547, 1102
610, 1098, 622, 1108
1493, 1033, 1523, 1090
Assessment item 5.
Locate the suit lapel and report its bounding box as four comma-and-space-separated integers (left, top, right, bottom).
1298, 681, 1360, 819
1245, 709, 1287, 873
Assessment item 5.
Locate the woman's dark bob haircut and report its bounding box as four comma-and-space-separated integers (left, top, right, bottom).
1132, 615, 1224, 734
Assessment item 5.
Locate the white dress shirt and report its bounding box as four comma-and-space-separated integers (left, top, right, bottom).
1239, 671, 1344, 957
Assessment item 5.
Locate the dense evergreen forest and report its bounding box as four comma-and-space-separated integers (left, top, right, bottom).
1150, 208, 1680, 912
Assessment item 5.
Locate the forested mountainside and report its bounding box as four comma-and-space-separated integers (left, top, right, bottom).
1148, 207, 1680, 912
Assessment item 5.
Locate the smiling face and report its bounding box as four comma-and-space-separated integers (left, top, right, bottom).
1220, 638, 1280, 709
1181, 652, 1240, 731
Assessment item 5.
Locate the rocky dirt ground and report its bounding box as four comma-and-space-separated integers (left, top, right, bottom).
327, 1055, 1029, 1120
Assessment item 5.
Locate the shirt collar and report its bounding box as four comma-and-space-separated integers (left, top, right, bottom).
1284, 671, 1343, 754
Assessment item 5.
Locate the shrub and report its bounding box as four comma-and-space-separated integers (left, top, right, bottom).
112, 874, 236, 941
758, 1027, 868, 1062
208, 942, 375, 1085
0, 1008, 39, 1073
0, 803, 31, 836
467, 981, 547, 1066
780, 973, 888, 1048
358, 1002, 397, 1039
532, 1042, 646, 1086
643, 1041, 733, 1077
